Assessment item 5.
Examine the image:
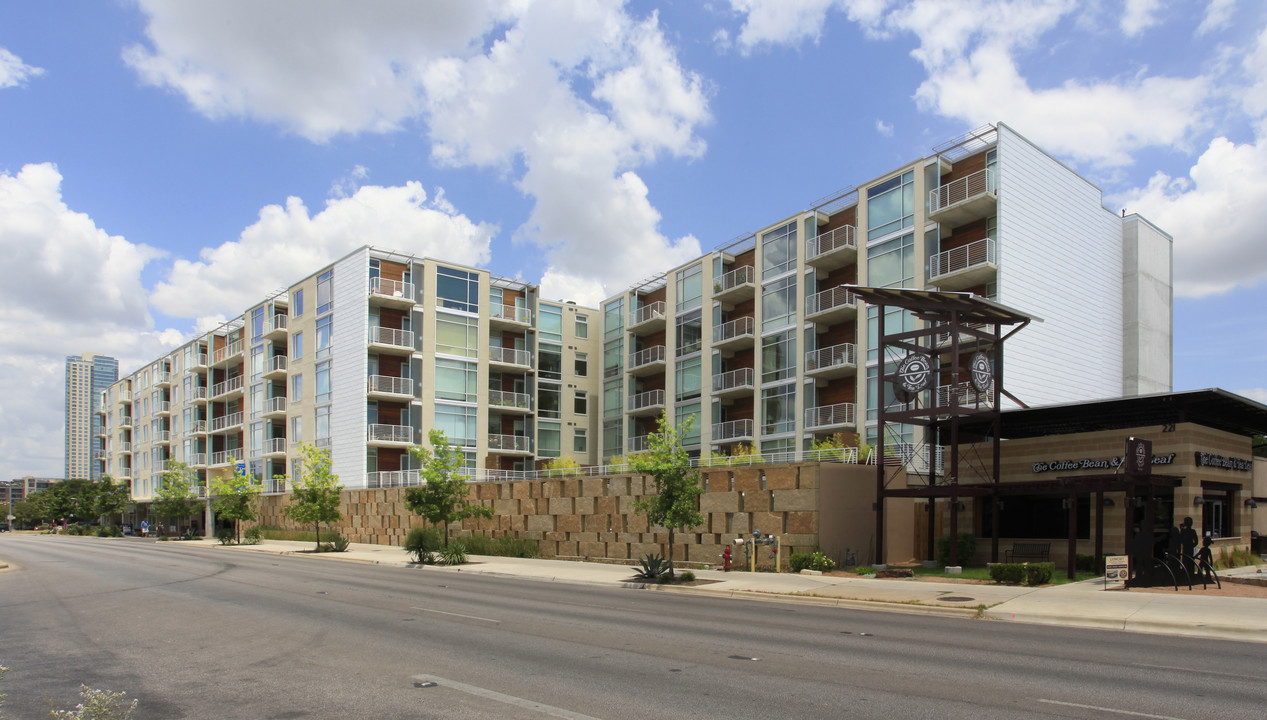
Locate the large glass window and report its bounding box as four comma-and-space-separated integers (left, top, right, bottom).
538, 423, 561, 458
675, 402, 700, 445
539, 385, 561, 419
762, 384, 796, 435
252, 307, 265, 342
316, 406, 330, 442
761, 276, 797, 331
761, 330, 796, 384
867, 170, 915, 241
316, 270, 333, 314
602, 419, 622, 459
539, 304, 563, 343
436, 314, 479, 358
762, 222, 797, 278
292, 331, 303, 360
575, 352, 588, 377
435, 359, 478, 403
292, 288, 304, 317
676, 309, 702, 356
867, 232, 915, 288
291, 374, 303, 402
574, 391, 588, 415
315, 362, 331, 403
604, 379, 623, 418
676, 356, 701, 401
676, 262, 703, 311
539, 345, 562, 380
251, 346, 265, 378
316, 316, 332, 358
603, 299, 624, 340
575, 314, 589, 339
436, 266, 479, 313
573, 428, 587, 453
603, 339, 623, 378
434, 404, 476, 447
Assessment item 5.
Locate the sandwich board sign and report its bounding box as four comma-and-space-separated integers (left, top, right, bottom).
1104, 555, 1129, 589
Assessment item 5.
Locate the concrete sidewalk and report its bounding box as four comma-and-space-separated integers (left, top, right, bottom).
184, 538, 1267, 644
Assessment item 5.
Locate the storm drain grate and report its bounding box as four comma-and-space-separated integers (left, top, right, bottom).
937, 596, 975, 602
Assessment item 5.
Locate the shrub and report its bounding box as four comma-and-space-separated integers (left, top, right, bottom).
440, 542, 468, 566
656, 572, 674, 584
790, 552, 815, 573
1216, 547, 1264, 570
332, 535, 350, 552
215, 528, 235, 545
635, 553, 668, 580
50, 684, 138, 719
936, 533, 977, 566
405, 527, 444, 564
1024, 562, 1054, 586
317, 543, 335, 553
459, 534, 540, 558
679, 571, 696, 582
1076, 553, 1097, 573
808, 551, 837, 572
243, 527, 262, 545
853, 566, 876, 575
97, 525, 122, 538
180, 528, 198, 541
989, 563, 1025, 584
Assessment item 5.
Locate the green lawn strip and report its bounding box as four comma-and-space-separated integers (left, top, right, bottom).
910, 566, 1099, 585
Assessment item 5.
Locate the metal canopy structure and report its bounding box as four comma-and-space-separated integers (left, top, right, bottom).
845, 286, 1036, 568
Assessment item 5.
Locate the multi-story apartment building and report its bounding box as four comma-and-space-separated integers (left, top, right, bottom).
598, 123, 1173, 461
65, 352, 118, 480
97, 247, 600, 504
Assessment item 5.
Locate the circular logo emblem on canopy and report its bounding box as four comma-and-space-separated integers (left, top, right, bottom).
969, 352, 992, 393
895, 353, 932, 394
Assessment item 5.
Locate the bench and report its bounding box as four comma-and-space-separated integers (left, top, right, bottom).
1005, 542, 1051, 563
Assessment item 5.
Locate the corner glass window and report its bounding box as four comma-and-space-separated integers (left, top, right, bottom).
436, 266, 479, 313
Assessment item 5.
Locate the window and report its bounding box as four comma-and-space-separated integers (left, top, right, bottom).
251, 346, 265, 378
316, 316, 332, 358
676, 356, 701, 401
539, 385, 561, 419
573, 428, 587, 453
434, 404, 476, 447
292, 332, 303, 360
435, 314, 479, 358
291, 416, 303, 444
675, 402, 700, 445
574, 391, 588, 415
539, 304, 563, 343
762, 384, 795, 435
316, 406, 330, 442
603, 378, 622, 418
436, 266, 479, 313
761, 330, 796, 384
867, 232, 915, 288
574, 352, 588, 377
868, 170, 915, 241
291, 374, 303, 402
316, 270, 333, 315
603, 339, 623, 378
676, 309, 702, 356
538, 423, 561, 458
575, 314, 589, 339
603, 298, 624, 340
676, 262, 703, 311
315, 362, 331, 403
435, 359, 478, 403
762, 222, 797, 278
252, 307, 265, 342
539, 345, 562, 380
251, 421, 264, 455
761, 275, 796, 331
292, 288, 304, 317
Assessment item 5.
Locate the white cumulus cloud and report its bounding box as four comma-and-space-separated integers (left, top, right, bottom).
1121, 0, 1163, 37
0, 47, 44, 88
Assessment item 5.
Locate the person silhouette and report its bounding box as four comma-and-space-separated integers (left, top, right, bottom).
1179, 517, 1198, 576
1127, 526, 1154, 587
1196, 534, 1215, 581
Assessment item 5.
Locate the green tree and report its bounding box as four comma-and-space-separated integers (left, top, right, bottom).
92, 475, 131, 526
404, 429, 493, 547
211, 460, 261, 544
630, 412, 705, 577
284, 443, 343, 550
153, 461, 203, 536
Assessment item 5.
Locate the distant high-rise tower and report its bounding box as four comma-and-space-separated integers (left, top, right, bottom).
65, 353, 118, 480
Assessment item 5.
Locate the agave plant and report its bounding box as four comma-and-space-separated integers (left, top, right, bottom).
635, 553, 668, 580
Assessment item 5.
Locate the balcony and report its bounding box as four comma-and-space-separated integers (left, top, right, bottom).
936, 382, 994, 409
711, 419, 754, 443
190, 386, 208, 404
488, 346, 533, 371
367, 470, 423, 489
264, 477, 287, 494
804, 402, 857, 431
713, 265, 756, 305
928, 238, 997, 291
209, 451, 237, 467
711, 367, 754, 400
488, 389, 533, 413
488, 434, 532, 455
189, 420, 207, 434
93, 450, 106, 461
628, 389, 666, 417
627, 435, 650, 454
369, 277, 416, 308
367, 374, 414, 400
805, 343, 857, 380
806, 224, 857, 271
928, 167, 997, 227
210, 412, 243, 433
367, 423, 414, 447
368, 326, 416, 355
190, 353, 208, 372
117, 442, 132, 453
489, 302, 532, 329
155, 401, 171, 416
265, 313, 288, 341
712, 316, 755, 353
627, 345, 667, 377
154, 431, 171, 445
118, 416, 132, 429
263, 397, 287, 419
188, 453, 207, 467
264, 438, 288, 457
212, 340, 243, 367
627, 301, 667, 335
155, 371, 171, 387
211, 375, 245, 400
263, 355, 288, 380
805, 285, 859, 324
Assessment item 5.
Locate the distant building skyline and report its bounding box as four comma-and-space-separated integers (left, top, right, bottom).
65, 353, 118, 480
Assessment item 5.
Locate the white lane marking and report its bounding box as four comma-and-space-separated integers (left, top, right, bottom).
412, 674, 604, 720
1038, 698, 1190, 720
409, 606, 499, 623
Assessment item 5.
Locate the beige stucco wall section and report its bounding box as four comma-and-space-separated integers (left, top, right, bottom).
818, 463, 914, 566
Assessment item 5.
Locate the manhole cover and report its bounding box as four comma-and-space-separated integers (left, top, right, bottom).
937, 596, 975, 602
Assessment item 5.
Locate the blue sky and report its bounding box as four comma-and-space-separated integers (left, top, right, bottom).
2, 0, 1265, 480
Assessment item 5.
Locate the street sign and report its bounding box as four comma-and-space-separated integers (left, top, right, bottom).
1104, 555, 1129, 589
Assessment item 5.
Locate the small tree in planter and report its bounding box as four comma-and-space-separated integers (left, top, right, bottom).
630, 412, 705, 578
154, 461, 204, 536
404, 429, 493, 548
284, 444, 343, 551
211, 459, 262, 544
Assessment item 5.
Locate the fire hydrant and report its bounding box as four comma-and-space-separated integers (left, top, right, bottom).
722, 545, 732, 572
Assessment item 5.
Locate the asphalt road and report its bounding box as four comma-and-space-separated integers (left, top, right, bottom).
1, 535, 1265, 720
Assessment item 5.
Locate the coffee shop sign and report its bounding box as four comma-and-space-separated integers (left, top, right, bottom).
1032, 453, 1176, 474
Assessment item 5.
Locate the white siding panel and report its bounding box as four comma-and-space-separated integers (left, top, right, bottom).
331, 249, 369, 488
996, 125, 1123, 407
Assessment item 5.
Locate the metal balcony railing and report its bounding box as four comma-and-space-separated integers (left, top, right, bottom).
189, 420, 207, 434
488, 346, 532, 367
368, 424, 413, 444
713, 316, 754, 344
265, 438, 287, 455
369, 326, 415, 349
265, 397, 287, 415
805, 343, 856, 372
154, 371, 171, 385
188, 453, 207, 466
212, 375, 244, 398
367, 375, 413, 396
190, 386, 208, 402
712, 367, 754, 393
366, 470, 423, 488
488, 389, 533, 410
629, 301, 666, 327
210, 412, 243, 433
213, 341, 242, 365
155, 401, 171, 415
370, 277, 415, 301
490, 303, 532, 324
209, 451, 235, 466
714, 265, 755, 293
267, 355, 288, 374
154, 431, 170, 444
936, 382, 995, 407
711, 419, 753, 441
807, 224, 856, 259
628, 345, 666, 369
265, 477, 287, 494
804, 402, 856, 429
629, 389, 665, 411
805, 286, 858, 317
118, 416, 132, 428
191, 353, 208, 369
488, 434, 532, 453
929, 238, 996, 280
627, 435, 650, 453
929, 167, 996, 214
269, 313, 288, 333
